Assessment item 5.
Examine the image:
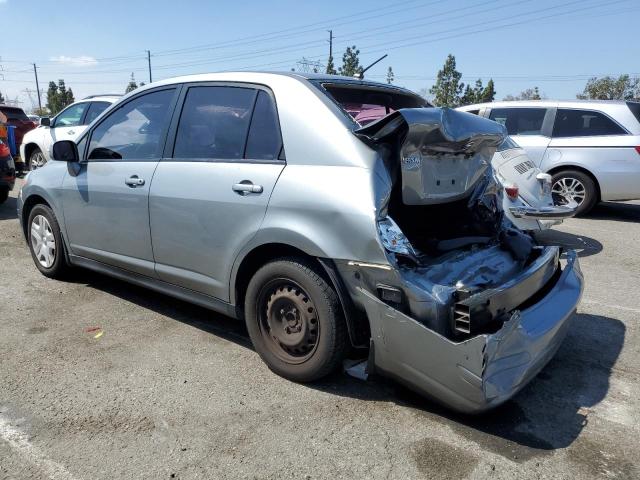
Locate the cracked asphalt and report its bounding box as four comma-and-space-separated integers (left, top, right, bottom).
1, 178, 639, 479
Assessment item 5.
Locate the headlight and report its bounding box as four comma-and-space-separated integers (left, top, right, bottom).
377, 217, 417, 257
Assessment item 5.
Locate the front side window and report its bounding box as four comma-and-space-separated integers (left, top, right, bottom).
88, 89, 175, 160
84, 101, 111, 125
553, 108, 627, 137
489, 108, 547, 136
174, 86, 256, 160
54, 103, 89, 127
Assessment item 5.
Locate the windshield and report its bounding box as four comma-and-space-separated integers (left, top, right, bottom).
318, 83, 428, 126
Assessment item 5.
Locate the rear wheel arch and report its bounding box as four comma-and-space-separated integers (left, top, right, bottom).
233, 242, 366, 348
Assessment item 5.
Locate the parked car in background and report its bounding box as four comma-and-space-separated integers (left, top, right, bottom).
28, 114, 41, 123
0, 105, 37, 153
20, 95, 120, 170
18, 73, 583, 413
457, 100, 640, 215
0, 139, 15, 204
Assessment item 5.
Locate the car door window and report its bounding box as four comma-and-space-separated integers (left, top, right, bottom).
88, 89, 175, 160
173, 86, 256, 160
245, 90, 282, 160
54, 103, 89, 127
84, 101, 111, 125
552, 108, 627, 137
489, 108, 547, 136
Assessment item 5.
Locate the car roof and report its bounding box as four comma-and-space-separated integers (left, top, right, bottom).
77, 95, 121, 103
458, 99, 636, 110
129, 71, 422, 99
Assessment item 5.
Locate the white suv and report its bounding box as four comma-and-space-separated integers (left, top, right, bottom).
458, 100, 640, 215
20, 95, 120, 170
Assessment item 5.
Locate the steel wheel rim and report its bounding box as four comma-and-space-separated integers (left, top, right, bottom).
30, 151, 47, 170
256, 278, 320, 364
552, 177, 586, 206
30, 215, 56, 268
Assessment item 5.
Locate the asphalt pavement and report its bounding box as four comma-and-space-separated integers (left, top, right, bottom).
1, 178, 638, 479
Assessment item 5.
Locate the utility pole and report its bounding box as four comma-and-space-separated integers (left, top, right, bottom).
146, 50, 152, 83
328, 30, 333, 61
33, 63, 42, 110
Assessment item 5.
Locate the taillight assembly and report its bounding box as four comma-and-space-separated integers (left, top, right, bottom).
504, 183, 519, 201
635, 146, 640, 155
0, 143, 10, 157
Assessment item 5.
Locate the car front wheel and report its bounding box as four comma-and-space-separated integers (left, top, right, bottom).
28, 147, 47, 170
244, 258, 348, 382
27, 204, 69, 278
551, 169, 598, 216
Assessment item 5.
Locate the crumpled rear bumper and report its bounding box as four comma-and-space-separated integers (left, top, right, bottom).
509, 204, 575, 220
355, 250, 583, 414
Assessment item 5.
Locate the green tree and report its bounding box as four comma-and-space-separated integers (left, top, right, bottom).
338, 45, 363, 77
386, 66, 395, 84
429, 54, 464, 107
503, 86, 543, 101
326, 55, 337, 75
126, 72, 138, 93
0, 91, 5, 104
480, 79, 496, 103
577, 75, 640, 100
46, 79, 75, 114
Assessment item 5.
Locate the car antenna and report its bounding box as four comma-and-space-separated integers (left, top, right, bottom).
353, 54, 388, 80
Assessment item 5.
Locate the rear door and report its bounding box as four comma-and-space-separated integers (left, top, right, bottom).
149, 83, 285, 301
488, 107, 554, 166
61, 87, 179, 276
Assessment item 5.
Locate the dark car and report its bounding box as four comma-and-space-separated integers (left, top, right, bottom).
0, 139, 15, 203
0, 105, 37, 152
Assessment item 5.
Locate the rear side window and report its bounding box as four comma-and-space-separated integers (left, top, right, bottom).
245, 91, 282, 160
84, 101, 111, 125
174, 86, 256, 160
553, 109, 627, 137
489, 108, 547, 136
54, 103, 89, 127
626, 102, 640, 124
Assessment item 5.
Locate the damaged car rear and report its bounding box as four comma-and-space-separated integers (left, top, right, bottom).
21, 72, 583, 414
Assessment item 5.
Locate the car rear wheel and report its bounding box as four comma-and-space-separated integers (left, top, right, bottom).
28, 147, 47, 170
0, 188, 8, 204
244, 257, 347, 382
27, 204, 69, 278
551, 169, 598, 216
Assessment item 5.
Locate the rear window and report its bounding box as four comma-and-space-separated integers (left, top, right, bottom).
627, 102, 640, 125
0, 107, 29, 122
553, 108, 627, 137
318, 83, 427, 126
489, 108, 547, 136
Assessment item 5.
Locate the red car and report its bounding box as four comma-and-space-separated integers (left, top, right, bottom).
0, 139, 15, 203
0, 105, 37, 153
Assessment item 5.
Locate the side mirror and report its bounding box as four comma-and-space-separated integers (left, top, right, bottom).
52, 140, 79, 162
40, 117, 51, 127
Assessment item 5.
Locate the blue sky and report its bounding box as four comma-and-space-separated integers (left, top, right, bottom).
1, 0, 638, 111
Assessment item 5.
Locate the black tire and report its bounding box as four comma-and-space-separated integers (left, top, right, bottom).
551, 169, 598, 216
0, 188, 8, 204
244, 257, 347, 382
27, 204, 69, 278
28, 147, 47, 171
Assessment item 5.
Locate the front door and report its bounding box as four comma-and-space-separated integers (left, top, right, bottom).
62, 88, 178, 276
488, 107, 553, 166
150, 85, 285, 301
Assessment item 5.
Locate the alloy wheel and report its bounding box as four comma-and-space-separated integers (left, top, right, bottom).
30, 151, 47, 170
30, 215, 56, 268
552, 177, 586, 206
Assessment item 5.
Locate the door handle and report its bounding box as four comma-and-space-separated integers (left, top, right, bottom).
68, 130, 75, 135
125, 175, 145, 187
232, 181, 263, 195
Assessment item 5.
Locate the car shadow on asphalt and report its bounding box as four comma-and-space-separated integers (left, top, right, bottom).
533, 229, 603, 258
73, 269, 624, 461
587, 201, 640, 223
0, 195, 18, 221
